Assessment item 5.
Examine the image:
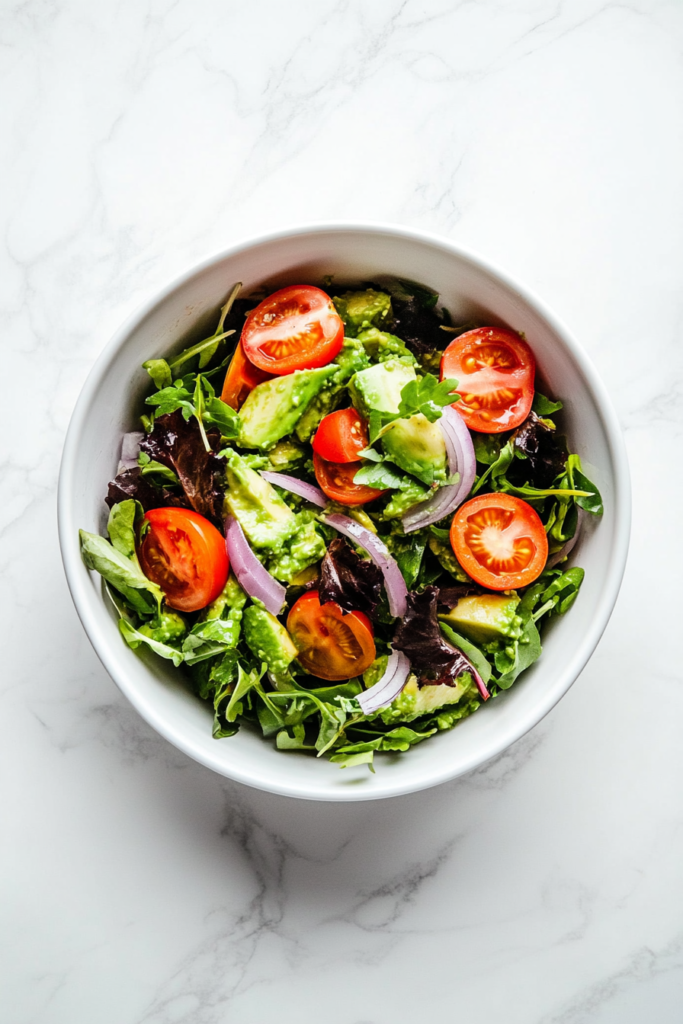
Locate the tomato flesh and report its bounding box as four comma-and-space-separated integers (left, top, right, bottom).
450, 493, 548, 590
312, 408, 369, 463
441, 327, 535, 433
287, 591, 376, 681
313, 452, 386, 506
220, 341, 273, 410
241, 285, 344, 375
138, 508, 229, 612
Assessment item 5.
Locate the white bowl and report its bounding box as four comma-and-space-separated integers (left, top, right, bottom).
58, 224, 630, 801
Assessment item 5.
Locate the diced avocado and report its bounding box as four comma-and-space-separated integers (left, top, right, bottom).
200, 572, 247, 621
138, 611, 187, 645
223, 449, 296, 551
266, 511, 327, 582
349, 359, 416, 418
333, 335, 372, 377
242, 605, 298, 676
381, 414, 447, 486
357, 327, 417, 365
267, 439, 306, 471
239, 365, 338, 450
333, 289, 392, 335
439, 593, 523, 644
382, 672, 474, 723
295, 338, 370, 442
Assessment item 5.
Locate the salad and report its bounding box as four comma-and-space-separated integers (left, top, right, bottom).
79, 278, 603, 771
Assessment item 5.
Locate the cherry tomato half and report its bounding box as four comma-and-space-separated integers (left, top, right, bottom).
313, 451, 386, 506
441, 327, 535, 433
241, 285, 344, 375
220, 341, 274, 410
450, 493, 548, 591
312, 408, 369, 463
138, 508, 229, 613
287, 591, 376, 681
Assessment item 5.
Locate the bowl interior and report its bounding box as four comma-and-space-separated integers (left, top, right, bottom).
59, 226, 629, 800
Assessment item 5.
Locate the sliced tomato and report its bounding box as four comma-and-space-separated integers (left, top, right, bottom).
313, 451, 386, 506
241, 285, 344, 375
312, 408, 369, 463
220, 341, 274, 410
450, 493, 548, 590
287, 591, 376, 681
138, 508, 229, 613
441, 327, 535, 433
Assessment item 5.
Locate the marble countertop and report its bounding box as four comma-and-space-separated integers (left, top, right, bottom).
3, 1, 682, 1021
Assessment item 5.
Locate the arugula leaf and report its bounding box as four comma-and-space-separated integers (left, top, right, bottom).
532, 393, 563, 416
137, 451, 180, 486
118, 618, 184, 667
531, 567, 585, 622
329, 749, 376, 771
182, 617, 242, 665
79, 525, 162, 610
225, 664, 261, 723
568, 457, 603, 515
494, 618, 542, 689
142, 359, 172, 390
353, 461, 406, 489
106, 499, 141, 560
276, 724, 314, 750
145, 381, 195, 420
473, 433, 504, 466
330, 724, 437, 770
396, 374, 460, 423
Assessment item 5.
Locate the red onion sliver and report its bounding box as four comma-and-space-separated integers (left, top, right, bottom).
322, 513, 408, 618
261, 471, 328, 508
118, 431, 144, 471
225, 515, 286, 616
402, 406, 476, 533
358, 649, 411, 714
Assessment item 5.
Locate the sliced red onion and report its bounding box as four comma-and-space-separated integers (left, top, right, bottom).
402, 406, 476, 533
261, 471, 328, 508
225, 515, 286, 616
322, 513, 407, 618
358, 649, 411, 714
546, 509, 584, 569
118, 431, 144, 471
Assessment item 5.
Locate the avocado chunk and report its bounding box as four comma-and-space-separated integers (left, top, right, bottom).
239, 365, 338, 450
294, 337, 370, 442
266, 510, 327, 582
138, 611, 187, 645
349, 359, 416, 418
200, 572, 247, 621
439, 593, 523, 644
223, 449, 296, 551
243, 605, 298, 676
267, 439, 306, 471
357, 327, 417, 365
382, 672, 475, 723
381, 414, 447, 486
333, 289, 392, 334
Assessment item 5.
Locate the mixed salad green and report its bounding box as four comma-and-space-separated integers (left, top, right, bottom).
79, 277, 602, 771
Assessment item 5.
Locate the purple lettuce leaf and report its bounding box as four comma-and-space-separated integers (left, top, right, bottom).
393, 586, 480, 687
318, 538, 384, 619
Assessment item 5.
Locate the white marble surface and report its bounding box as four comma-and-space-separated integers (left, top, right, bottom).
2, 1, 682, 1020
